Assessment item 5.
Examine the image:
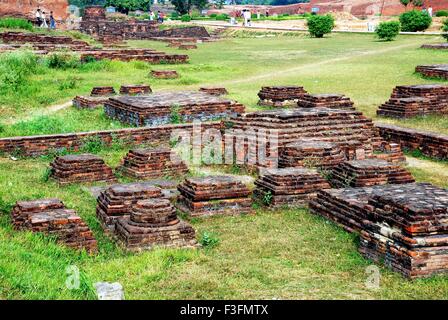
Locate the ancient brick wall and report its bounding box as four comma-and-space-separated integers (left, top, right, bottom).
0, 122, 223, 157
0, 0, 69, 21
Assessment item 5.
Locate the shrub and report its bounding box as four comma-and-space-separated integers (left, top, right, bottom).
442, 19, 448, 41
180, 14, 191, 22
399, 10, 432, 32
171, 12, 180, 19
0, 17, 33, 31
306, 14, 335, 38
215, 13, 229, 21
436, 10, 448, 17
0, 51, 39, 91
199, 231, 219, 248
375, 21, 401, 41
46, 52, 80, 70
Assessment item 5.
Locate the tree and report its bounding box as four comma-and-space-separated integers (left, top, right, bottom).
105, 0, 151, 14
192, 0, 208, 11
442, 18, 448, 41
399, 0, 410, 9
306, 14, 335, 38
375, 21, 401, 41
171, 0, 192, 15
399, 10, 432, 32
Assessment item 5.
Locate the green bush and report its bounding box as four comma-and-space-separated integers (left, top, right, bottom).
209, 13, 217, 18
442, 19, 448, 41
0, 51, 39, 91
399, 10, 432, 32
0, 17, 33, 31
46, 53, 80, 70
375, 21, 401, 41
215, 13, 229, 21
306, 14, 335, 38
180, 14, 191, 22
436, 10, 448, 17
171, 12, 180, 19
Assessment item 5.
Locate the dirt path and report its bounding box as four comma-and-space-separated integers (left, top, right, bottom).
3, 100, 72, 125
218, 42, 424, 86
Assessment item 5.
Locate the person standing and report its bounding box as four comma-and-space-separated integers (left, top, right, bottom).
242, 9, 247, 27
35, 8, 42, 27
149, 10, 155, 21
244, 9, 251, 27
49, 11, 56, 30
41, 11, 48, 28
428, 6, 433, 17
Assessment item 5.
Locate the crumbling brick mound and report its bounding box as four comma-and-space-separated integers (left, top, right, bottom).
49, 154, 117, 185
150, 70, 179, 79
421, 43, 448, 50
119, 148, 189, 179
279, 140, 346, 169
115, 198, 198, 251
177, 43, 198, 50
376, 123, 448, 160
91, 86, 116, 96
371, 140, 406, 163
119, 84, 152, 95
257, 86, 308, 107
80, 49, 189, 64
329, 159, 415, 188
254, 167, 330, 208
227, 107, 376, 168
96, 183, 164, 230
359, 183, 448, 279
105, 91, 245, 127
176, 176, 253, 217
297, 94, 355, 110
11, 199, 97, 253
377, 84, 448, 118
199, 87, 228, 96
416, 64, 448, 81
0, 32, 90, 51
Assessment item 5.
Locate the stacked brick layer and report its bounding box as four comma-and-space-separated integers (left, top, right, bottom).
377, 84, 448, 118
105, 91, 245, 126
96, 183, 163, 230
177, 176, 253, 217
91, 86, 116, 96
119, 84, 152, 95
115, 198, 198, 251
150, 70, 179, 79
254, 168, 330, 207
258, 86, 308, 107
310, 183, 448, 279
50, 154, 116, 185
416, 64, 448, 80
0, 32, 90, 50
11, 199, 97, 253
120, 148, 189, 179
377, 124, 448, 160
421, 43, 448, 50
329, 159, 415, 188
199, 87, 228, 96
73, 96, 114, 109
297, 94, 355, 110
279, 140, 346, 169
227, 108, 376, 167
80, 48, 188, 64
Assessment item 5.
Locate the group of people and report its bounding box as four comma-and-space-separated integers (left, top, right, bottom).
148, 10, 165, 23
35, 8, 56, 29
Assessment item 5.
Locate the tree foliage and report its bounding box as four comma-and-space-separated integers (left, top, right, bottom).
105, 0, 150, 13
306, 14, 334, 38
171, 0, 191, 15
399, 10, 432, 32
442, 19, 448, 42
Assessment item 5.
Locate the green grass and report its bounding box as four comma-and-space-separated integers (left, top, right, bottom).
1, 31, 448, 299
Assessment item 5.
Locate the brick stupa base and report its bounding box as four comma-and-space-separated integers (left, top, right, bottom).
257, 86, 308, 107
119, 84, 152, 95
416, 64, 448, 80
297, 94, 355, 110
254, 168, 331, 207
150, 70, 179, 79
329, 159, 414, 188
119, 148, 189, 179
115, 198, 198, 251
96, 183, 163, 230
11, 199, 97, 253
73, 86, 117, 109
199, 87, 228, 96
50, 154, 117, 185
176, 176, 253, 217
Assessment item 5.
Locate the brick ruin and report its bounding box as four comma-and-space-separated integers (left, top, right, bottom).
377, 123, 448, 160
176, 176, 254, 217
421, 43, 448, 50
0, 32, 189, 64
254, 168, 330, 208
96, 183, 163, 230
104, 91, 245, 127
257, 86, 308, 107
329, 159, 415, 188
150, 70, 179, 79
297, 94, 355, 110
279, 140, 346, 169
377, 84, 448, 118
119, 148, 189, 179
199, 87, 228, 96
73, 86, 117, 109
119, 84, 152, 95
310, 182, 448, 278
49, 154, 117, 185
11, 199, 97, 253
416, 64, 448, 81
115, 198, 198, 251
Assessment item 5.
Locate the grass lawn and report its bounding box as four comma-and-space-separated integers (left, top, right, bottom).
1, 31, 448, 300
